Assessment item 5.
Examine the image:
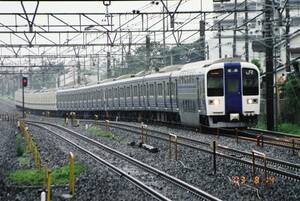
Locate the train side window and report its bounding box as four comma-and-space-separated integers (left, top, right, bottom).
207, 69, 224, 96
114, 88, 118, 98
149, 84, 154, 96
126, 86, 130, 98
133, 86, 138, 97
142, 84, 147, 96
157, 83, 163, 96
120, 87, 124, 98
166, 83, 169, 96
171, 82, 175, 96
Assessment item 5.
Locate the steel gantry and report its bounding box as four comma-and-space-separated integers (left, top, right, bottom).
0, 0, 264, 91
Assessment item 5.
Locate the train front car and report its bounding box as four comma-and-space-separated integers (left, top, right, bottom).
206, 61, 260, 127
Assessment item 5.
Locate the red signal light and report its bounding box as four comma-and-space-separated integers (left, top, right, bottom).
22, 77, 28, 87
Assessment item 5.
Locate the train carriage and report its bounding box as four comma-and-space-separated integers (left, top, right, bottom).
15, 58, 260, 128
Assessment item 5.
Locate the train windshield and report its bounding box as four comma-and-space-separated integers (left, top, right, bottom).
207, 69, 224, 96
242, 68, 259, 95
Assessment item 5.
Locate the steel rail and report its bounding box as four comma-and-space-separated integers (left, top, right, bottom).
247, 128, 300, 140
28, 123, 171, 201
242, 129, 300, 149
27, 120, 222, 201
78, 120, 300, 181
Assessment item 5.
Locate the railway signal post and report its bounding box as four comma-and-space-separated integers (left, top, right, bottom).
21, 76, 28, 118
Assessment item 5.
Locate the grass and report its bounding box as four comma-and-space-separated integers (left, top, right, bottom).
8, 163, 86, 185
255, 115, 300, 135
17, 155, 31, 166
277, 123, 300, 135
9, 169, 44, 185
16, 134, 26, 157
255, 115, 267, 130
83, 125, 128, 143
16, 133, 31, 166
85, 125, 115, 138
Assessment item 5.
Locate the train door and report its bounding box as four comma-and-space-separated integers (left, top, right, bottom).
224, 63, 242, 114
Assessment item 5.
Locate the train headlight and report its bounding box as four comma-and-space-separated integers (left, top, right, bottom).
247, 98, 258, 104
209, 99, 220, 105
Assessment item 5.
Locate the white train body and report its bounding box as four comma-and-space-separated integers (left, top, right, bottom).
15, 89, 57, 111
15, 59, 260, 127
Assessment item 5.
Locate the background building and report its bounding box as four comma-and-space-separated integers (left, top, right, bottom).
209, 0, 300, 73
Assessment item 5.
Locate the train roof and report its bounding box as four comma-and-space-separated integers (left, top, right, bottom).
57, 58, 253, 94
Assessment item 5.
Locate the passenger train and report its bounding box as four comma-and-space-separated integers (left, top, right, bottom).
15, 58, 260, 127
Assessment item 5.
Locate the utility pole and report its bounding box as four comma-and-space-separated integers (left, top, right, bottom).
57, 75, 59, 88
22, 79, 25, 117
206, 44, 209, 60
218, 22, 222, 59
244, 0, 249, 61
162, 3, 166, 66
199, 19, 205, 60
97, 55, 100, 82
107, 51, 111, 78
146, 35, 151, 71
1, 78, 3, 97
233, 0, 237, 57
264, 0, 274, 131
286, 0, 291, 72
64, 67, 66, 86
77, 60, 81, 85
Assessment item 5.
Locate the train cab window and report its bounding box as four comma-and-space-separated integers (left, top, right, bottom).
242, 68, 259, 95
207, 69, 224, 96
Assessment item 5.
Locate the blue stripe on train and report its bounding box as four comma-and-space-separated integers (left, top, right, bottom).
224, 62, 242, 114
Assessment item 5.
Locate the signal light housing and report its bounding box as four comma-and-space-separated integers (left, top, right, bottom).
22, 77, 28, 87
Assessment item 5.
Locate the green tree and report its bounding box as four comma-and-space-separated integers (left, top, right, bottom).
251, 59, 262, 73
125, 41, 169, 73
282, 72, 300, 124
30, 62, 64, 89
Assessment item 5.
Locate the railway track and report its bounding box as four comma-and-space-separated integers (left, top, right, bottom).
77, 120, 300, 182
246, 128, 300, 143
248, 128, 300, 140
242, 128, 300, 150
103, 117, 300, 151
26, 120, 221, 201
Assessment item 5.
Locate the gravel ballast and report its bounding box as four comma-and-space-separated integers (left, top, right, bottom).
28, 125, 160, 201
27, 116, 300, 201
